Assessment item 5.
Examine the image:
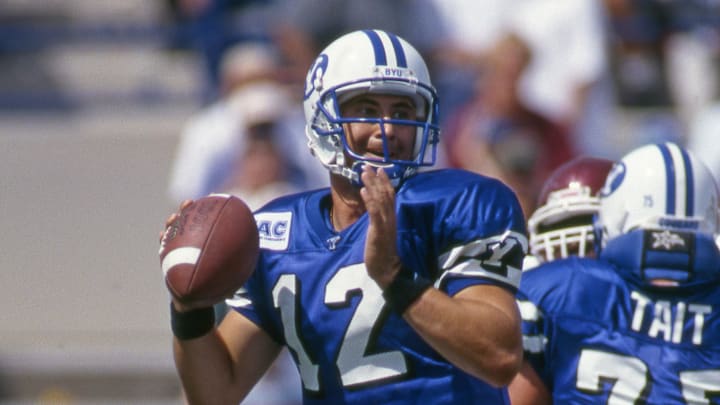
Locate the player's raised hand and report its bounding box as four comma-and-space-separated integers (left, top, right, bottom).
360, 165, 402, 288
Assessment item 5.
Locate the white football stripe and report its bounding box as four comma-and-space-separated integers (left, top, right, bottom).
161, 247, 201, 276
375, 30, 398, 67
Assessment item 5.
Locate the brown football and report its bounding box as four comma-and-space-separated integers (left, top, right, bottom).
159, 194, 259, 307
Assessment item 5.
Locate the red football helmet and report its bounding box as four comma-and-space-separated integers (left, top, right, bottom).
528, 156, 614, 263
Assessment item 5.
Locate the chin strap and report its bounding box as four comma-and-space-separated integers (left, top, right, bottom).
350, 161, 409, 188
323, 145, 413, 188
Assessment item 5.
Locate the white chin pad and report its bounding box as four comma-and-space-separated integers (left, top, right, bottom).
364, 161, 393, 169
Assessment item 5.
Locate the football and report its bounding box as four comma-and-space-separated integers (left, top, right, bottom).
159, 194, 259, 307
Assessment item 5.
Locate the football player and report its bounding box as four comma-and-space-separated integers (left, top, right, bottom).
512, 155, 614, 403
524, 156, 614, 269
511, 142, 720, 404
166, 29, 527, 404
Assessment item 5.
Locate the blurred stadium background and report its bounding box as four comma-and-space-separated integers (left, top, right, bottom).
1, 1, 196, 403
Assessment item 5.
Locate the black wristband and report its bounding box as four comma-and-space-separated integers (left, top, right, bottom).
170, 303, 215, 340
382, 273, 432, 315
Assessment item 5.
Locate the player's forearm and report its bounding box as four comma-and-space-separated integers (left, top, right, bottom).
403, 286, 523, 387
172, 309, 281, 404
508, 361, 552, 405
169, 302, 242, 403
173, 332, 245, 404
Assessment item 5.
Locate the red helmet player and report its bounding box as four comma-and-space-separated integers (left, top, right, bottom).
526, 156, 614, 265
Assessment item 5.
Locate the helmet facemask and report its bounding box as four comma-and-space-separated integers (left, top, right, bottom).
527, 155, 613, 264
308, 77, 439, 187
530, 214, 596, 261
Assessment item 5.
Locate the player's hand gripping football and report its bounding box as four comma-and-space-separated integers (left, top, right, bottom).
360, 165, 402, 289
158, 195, 260, 311
160, 200, 197, 312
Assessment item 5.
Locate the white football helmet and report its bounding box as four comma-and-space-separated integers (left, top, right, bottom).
528, 156, 614, 262
597, 142, 720, 248
302, 29, 440, 186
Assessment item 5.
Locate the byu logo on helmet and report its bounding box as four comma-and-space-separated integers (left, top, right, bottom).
600, 162, 625, 198
304, 54, 328, 100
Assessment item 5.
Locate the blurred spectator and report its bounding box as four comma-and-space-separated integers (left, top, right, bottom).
220, 107, 298, 210
445, 34, 577, 217
426, 0, 525, 122
604, 0, 720, 152
268, 0, 443, 85
606, 0, 719, 118
666, 29, 719, 128
688, 100, 720, 184
167, 41, 326, 205
507, 0, 617, 159
663, 0, 720, 127
604, 0, 675, 108
164, 0, 278, 102
167, 42, 276, 203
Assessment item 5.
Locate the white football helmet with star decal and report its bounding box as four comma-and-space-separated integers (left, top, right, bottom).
596, 142, 720, 249
302, 29, 440, 186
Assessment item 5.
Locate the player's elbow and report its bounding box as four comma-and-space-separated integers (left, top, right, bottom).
480, 345, 523, 388
498, 350, 524, 387
478, 324, 524, 387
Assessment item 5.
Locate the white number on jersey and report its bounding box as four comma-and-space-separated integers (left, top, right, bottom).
576, 348, 720, 404
272, 264, 407, 392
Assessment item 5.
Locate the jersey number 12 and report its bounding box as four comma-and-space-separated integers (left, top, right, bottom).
272, 264, 407, 392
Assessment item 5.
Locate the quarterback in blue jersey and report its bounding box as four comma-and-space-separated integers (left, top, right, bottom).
165, 29, 528, 404
512, 142, 720, 404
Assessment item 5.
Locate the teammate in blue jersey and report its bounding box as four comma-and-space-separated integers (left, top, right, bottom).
164, 29, 528, 404
511, 142, 720, 404
511, 156, 614, 403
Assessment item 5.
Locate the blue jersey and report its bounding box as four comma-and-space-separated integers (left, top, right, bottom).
228, 169, 527, 404
517, 229, 720, 404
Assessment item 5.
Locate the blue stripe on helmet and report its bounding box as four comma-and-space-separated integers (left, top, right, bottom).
658, 143, 676, 215
679, 145, 694, 216
386, 32, 408, 68
362, 30, 387, 66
